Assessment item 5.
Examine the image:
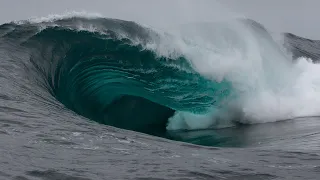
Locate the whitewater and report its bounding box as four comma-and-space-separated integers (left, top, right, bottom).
1, 1, 320, 179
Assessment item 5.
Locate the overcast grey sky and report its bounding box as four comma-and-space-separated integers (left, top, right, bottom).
0, 0, 319, 39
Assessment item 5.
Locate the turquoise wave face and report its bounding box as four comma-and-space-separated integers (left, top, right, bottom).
16, 18, 232, 136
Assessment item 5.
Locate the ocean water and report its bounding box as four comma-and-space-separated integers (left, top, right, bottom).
0, 7, 320, 180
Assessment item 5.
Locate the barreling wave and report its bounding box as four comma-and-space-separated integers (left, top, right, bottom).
2, 14, 320, 137
0, 17, 232, 135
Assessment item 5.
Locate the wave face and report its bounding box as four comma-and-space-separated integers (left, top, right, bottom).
2, 15, 320, 138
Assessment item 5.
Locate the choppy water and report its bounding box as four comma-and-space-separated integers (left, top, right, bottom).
0, 13, 320, 180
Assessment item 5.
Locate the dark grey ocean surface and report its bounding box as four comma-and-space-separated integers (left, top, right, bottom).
0, 17, 320, 180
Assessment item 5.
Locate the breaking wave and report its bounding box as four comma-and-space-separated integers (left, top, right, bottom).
2, 13, 320, 138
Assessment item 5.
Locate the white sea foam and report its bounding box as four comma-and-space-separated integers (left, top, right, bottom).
133, 2, 320, 130
163, 20, 320, 130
